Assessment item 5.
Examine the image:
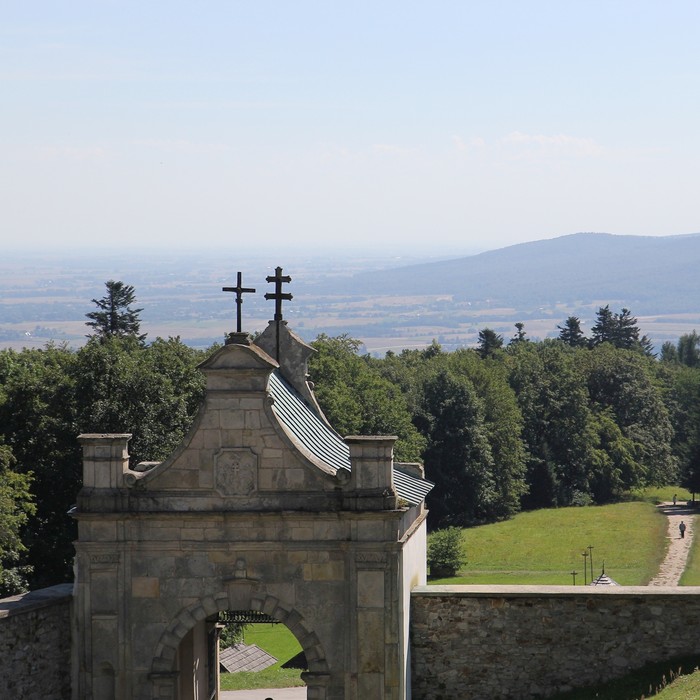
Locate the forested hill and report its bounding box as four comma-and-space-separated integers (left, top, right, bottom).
332, 233, 700, 314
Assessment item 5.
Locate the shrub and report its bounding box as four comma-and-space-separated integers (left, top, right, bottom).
427, 526, 466, 577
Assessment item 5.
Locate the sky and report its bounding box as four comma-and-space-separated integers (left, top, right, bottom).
2, 1, 699, 255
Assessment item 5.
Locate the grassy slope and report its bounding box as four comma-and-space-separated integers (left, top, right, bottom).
430, 501, 668, 585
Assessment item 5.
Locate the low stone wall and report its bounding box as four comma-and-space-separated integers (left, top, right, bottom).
0, 584, 73, 700
411, 585, 700, 700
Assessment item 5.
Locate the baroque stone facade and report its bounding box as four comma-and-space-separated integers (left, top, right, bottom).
72, 321, 431, 699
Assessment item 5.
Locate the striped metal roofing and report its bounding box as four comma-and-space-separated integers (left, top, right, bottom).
268, 371, 432, 506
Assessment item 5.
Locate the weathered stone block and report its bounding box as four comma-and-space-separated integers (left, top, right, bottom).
357, 570, 385, 608
304, 560, 345, 582
132, 577, 160, 598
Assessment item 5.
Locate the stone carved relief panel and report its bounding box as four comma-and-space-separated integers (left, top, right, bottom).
215, 448, 258, 496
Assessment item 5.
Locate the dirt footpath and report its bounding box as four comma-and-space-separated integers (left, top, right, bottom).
648, 502, 696, 586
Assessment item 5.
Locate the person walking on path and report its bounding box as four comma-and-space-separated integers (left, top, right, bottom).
680, 520, 687, 538
649, 503, 695, 586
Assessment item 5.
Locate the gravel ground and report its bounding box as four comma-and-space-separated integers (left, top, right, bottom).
648, 502, 696, 586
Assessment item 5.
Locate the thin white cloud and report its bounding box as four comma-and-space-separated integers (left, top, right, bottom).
371, 143, 419, 155
501, 131, 604, 157
452, 135, 486, 152
131, 139, 229, 155
35, 145, 108, 161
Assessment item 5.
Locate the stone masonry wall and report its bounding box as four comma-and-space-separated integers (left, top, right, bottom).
0, 584, 73, 700
411, 585, 700, 700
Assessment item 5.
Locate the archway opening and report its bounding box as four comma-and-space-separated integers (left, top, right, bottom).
216, 610, 308, 698
152, 593, 329, 699
215, 611, 308, 698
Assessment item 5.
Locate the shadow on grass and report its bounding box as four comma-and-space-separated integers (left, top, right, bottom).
548, 655, 700, 700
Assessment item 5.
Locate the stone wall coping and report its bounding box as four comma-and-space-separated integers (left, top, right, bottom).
0, 583, 73, 619
74, 508, 410, 521
413, 584, 700, 598
78, 433, 132, 441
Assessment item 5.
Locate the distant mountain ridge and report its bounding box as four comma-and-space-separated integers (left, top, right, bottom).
332, 232, 700, 314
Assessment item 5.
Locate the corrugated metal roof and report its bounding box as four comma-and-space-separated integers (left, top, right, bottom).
268, 371, 433, 506
219, 643, 277, 673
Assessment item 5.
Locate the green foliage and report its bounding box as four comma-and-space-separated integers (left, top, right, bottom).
677, 331, 700, 368
666, 366, 700, 495
679, 522, 700, 585
0, 441, 35, 595
418, 369, 496, 526
446, 349, 528, 519
476, 328, 503, 359
0, 337, 207, 587
558, 316, 587, 347
74, 336, 206, 465
308, 334, 426, 462
0, 344, 80, 587
2, 299, 695, 589
584, 344, 677, 487
427, 526, 466, 577
86, 280, 146, 342
219, 622, 248, 649
507, 341, 595, 508
589, 305, 653, 354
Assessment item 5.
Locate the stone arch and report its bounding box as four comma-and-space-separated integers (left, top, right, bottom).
150, 585, 330, 697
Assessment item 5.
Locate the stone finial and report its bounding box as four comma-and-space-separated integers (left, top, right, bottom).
254, 321, 323, 413
345, 435, 397, 497
78, 434, 132, 489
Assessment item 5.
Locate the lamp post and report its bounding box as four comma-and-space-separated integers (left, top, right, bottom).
582, 551, 589, 585
571, 570, 577, 586
588, 545, 594, 582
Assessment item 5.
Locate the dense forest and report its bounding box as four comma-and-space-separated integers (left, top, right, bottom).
1, 288, 700, 597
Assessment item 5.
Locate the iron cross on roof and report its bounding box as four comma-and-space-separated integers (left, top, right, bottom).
264, 266, 293, 321
222, 272, 256, 333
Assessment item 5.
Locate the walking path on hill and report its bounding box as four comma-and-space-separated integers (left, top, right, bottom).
648, 502, 696, 586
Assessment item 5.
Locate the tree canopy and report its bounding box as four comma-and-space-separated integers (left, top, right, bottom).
1, 298, 696, 589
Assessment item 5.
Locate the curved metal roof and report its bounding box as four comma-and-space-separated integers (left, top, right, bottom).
268, 371, 432, 506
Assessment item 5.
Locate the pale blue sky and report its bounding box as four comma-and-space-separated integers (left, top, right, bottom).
2, 1, 699, 254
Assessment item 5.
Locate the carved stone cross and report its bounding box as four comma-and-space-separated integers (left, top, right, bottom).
264, 266, 293, 321
222, 272, 256, 333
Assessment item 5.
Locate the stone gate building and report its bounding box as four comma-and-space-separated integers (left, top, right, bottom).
72, 310, 433, 699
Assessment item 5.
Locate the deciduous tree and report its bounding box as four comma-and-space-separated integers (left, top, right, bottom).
417, 369, 496, 526
0, 441, 35, 596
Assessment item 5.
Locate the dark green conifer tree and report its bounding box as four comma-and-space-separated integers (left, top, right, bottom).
86, 280, 146, 342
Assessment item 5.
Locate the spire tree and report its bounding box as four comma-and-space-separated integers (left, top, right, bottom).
85, 280, 146, 342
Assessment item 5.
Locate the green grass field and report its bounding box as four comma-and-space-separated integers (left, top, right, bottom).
430, 501, 668, 585
219, 623, 306, 691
